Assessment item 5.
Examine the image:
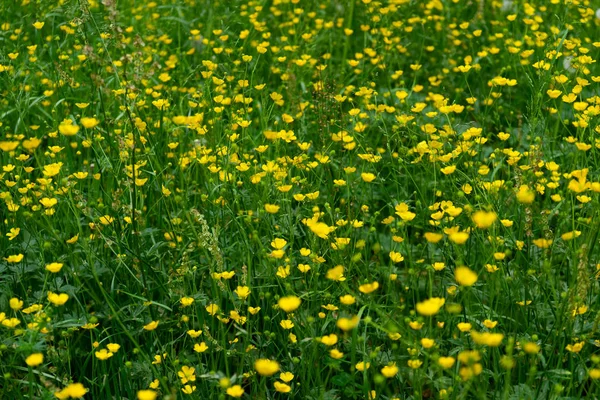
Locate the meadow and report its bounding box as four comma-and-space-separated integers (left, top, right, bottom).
1, 0, 600, 399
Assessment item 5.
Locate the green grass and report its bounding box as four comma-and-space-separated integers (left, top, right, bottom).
1, 0, 600, 399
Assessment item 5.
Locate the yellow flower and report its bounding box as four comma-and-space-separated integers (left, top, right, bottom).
265, 204, 280, 214
516, 185, 535, 204
438, 356, 456, 369
280, 372, 294, 382
6, 254, 24, 263
226, 385, 244, 397
471, 331, 504, 346
455, 266, 478, 286
280, 319, 294, 329
471, 210, 497, 229
58, 122, 79, 136
143, 321, 159, 331
440, 165, 456, 175
532, 238, 553, 249
47, 292, 69, 306
43, 162, 63, 177
361, 172, 376, 182
389, 251, 404, 263
416, 297, 445, 316
448, 231, 469, 245
9, 298, 23, 311
320, 334, 338, 346
395, 203, 416, 221
274, 381, 292, 393
408, 359, 423, 369
33, 21, 45, 29
566, 341, 585, 353
483, 319, 498, 329
381, 364, 399, 378
235, 286, 251, 300
206, 304, 220, 315
181, 385, 196, 394
95, 349, 113, 360
356, 361, 371, 371
137, 390, 157, 400
358, 281, 379, 294
6, 227, 20, 240
80, 117, 99, 129
424, 232, 443, 243
178, 366, 196, 384
180, 297, 195, 307
337, 315, 359, 331
194, 342, 209, 353
421, 338, 435, 349
329, 349, 344, 359
278, 296, 301, 313
457, 322, 472, 332
25, 353, 44, 367
306, 219, 332, 239
45, 262, 64, 273
523, 342, 540, 354
54, 383, 87, 399
326, 265, 345, 281
254, 359, 280, 376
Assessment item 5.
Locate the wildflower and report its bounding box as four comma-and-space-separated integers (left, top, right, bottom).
137, 390, 157, 400
274, 381, 292, 393
321, 334, 338, 346
457, 322, 472, 332
80, 117, 99, 129
566, 342, 585, 353
516, 185, 535, 204
181, 385, 196, 394
280, 320, 294, 329
278, 296, 301, 312
5, 254, 24, 263
178, 366, 196, 384
235, 286, 251, 300
6, 227, 20, 240
25, 353, 44, 367
143, 321, 159, 331
306, 219, 332, 239
326, 265, 345, 281
45, 262, 64, 273
280, 372, 294, 382
95, 349, 113, 360
9, 298, 23, 311
226, 385, 244, 397
265, 204, 280, 213
356, 361, 371, 371
206, 304, 220, 315
54, 383, 87, 399
471, 331, 504, 346
455, 266, 478, 286
47, 292, 69, 306
194, 342, 208, 353
416, 297, 446, 316
395, 203, 416, 221
337, 315, 359, 331
381, 364, 399, 378
180, 297, 194, 307
389, 251, 404, 263
438, 357, 455, 369
358, 281, 379, 294
523, 342, 540, 354
255, 359, 280, 376
471, 210, 497, 229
